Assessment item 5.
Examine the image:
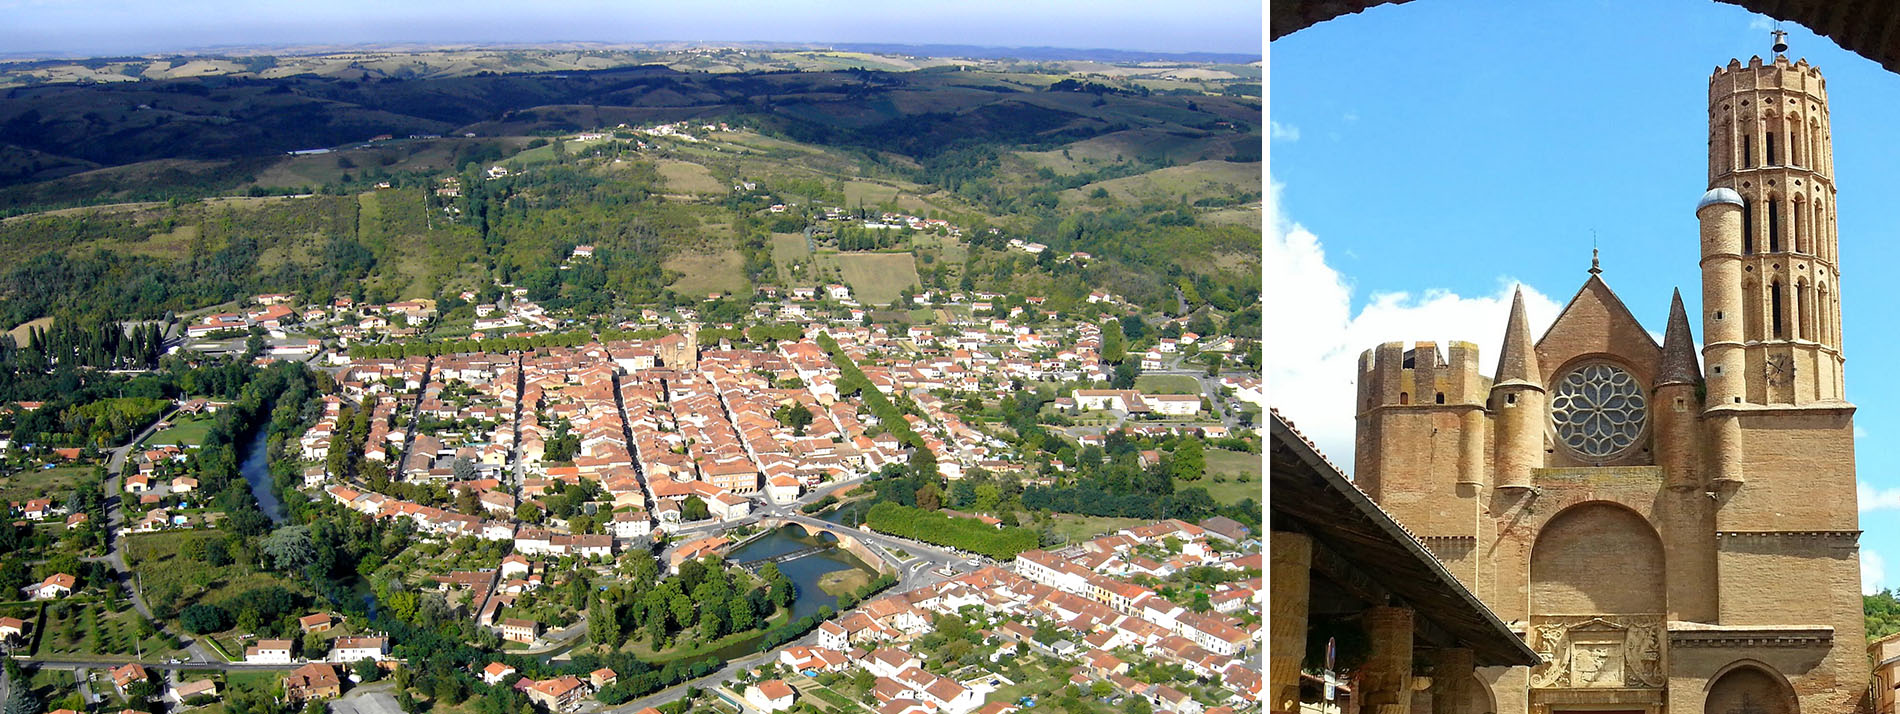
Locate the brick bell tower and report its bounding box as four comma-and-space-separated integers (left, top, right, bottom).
1690, 50, 1865, 714
1697, 54, 1844, 415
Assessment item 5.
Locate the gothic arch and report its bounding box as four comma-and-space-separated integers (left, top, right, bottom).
1705, 661, 1800, 714
1531, 501, 1666, 615
1467, 673, 1497, 714
1790, 192, 1808, 254
1742, 277, 1762, 342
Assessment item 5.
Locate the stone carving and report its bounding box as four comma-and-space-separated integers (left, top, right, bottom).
1530, 623, 1572, 688
1626, 623, 1666, 687
1527, 616, 1667, 690
1571, 638, 1624, 687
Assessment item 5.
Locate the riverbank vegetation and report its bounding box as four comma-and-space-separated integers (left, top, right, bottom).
864, 502, 1038, 559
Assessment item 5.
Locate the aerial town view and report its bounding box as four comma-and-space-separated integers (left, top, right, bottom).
0, 3, 1265, 714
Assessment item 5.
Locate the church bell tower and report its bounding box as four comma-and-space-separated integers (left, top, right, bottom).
1697, 54, 1843, 411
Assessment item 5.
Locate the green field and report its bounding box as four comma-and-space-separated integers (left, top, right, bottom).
664, 248, 750, 297
143, 413, 211, 448
1061, 160, 1261, 206
655, 158, 727, 195
816, 568, 872, 597
1190, 448, 1262, 504
7, 315, 53, 342
125, 530, 314, 637
0, 464, 95, 502
843, 180, 902, 207
819, 252, 920, 305
1135, 374, 1202, 394
33, 600, 186, 661
771, 232, 811, 284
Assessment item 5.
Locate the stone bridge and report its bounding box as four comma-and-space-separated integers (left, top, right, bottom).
755, 516, 899, 575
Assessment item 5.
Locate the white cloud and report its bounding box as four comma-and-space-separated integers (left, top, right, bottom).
1342, 111, 1359, 123
1866, 549, 1886, 596
1270, 121, 1301, 142
1860, 480, 1900, 512
1266, 180, 1560, 472
1857, 425, 1868, 439
1749, 17, 1774, 31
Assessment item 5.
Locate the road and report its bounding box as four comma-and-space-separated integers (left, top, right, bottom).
602, 627, 824, 714
95, 409, 221, 664
25, 659, 303, 671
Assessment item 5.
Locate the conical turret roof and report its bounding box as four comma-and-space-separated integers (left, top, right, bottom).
1494, 286, 1541, 388
1657, 288, 1702, 387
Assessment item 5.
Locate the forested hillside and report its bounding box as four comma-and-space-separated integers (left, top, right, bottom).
0, 58, 1261, 341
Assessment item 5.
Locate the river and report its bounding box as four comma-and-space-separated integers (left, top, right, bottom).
237, 424, 286, 524
679, 525, 879, 661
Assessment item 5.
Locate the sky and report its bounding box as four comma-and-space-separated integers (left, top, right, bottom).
0, 0, 1262, 57
1268, 0, 1900, 596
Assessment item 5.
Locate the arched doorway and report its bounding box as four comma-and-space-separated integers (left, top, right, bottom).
1706, 663, 1799, 714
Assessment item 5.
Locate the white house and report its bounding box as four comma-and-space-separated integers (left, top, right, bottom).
246, 639, 294, 664
23, 573, 75, 600
612, 510, 651, 539
1144, 394, 1202, 417
765, 475, 801, 506
744, 679, 797, 712
481, 663, 517, 685
329, 636, 389, 663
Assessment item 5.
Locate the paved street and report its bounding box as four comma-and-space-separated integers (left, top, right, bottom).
95, 409, 221, 664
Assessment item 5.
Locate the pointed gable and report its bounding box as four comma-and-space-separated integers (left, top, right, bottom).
1535, 273, 1663, 390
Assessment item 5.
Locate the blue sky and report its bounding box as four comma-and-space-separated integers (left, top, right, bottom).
0, 0, 1262, 56
1268, 0, 1900, 594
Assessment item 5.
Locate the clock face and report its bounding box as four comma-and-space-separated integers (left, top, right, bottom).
1765, 355, 1794, 385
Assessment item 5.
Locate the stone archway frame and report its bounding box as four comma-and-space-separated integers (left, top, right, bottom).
1702, 659, 1802, 714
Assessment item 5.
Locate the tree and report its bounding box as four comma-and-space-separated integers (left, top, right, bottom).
451, 456, 477, 481
1111, 360, 1140, 390
590, 597, 621, 649
1101, 318, 1126, 364
1119, 314, 1148, 342
915, 482, 942, 511
3, 677, 41, 714
260, 525, 316, 571
355, 657, 383, 682
682, 495, 711, 522
1171, 439, 1205, 482
180, 603, 232, 634
726, 595, 756, 632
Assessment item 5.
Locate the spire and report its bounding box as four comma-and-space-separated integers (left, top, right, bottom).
1658, 288, 1702, 387
1494, 286, 1541, 386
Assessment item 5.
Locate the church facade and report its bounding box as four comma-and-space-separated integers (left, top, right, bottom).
1350, 55, 1866, 714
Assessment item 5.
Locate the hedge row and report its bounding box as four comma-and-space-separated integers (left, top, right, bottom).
864, 502, 1037, 560
815, 332, 927, 451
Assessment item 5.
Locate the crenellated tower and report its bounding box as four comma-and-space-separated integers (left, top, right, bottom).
1701, 55, 1843, 408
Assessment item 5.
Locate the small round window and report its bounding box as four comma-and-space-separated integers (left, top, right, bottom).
1550, 363, 1647, 459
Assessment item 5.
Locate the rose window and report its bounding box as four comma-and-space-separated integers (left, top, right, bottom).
1550, 363, 1647, 459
